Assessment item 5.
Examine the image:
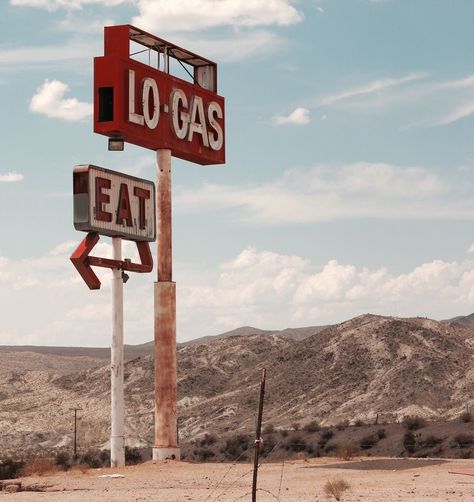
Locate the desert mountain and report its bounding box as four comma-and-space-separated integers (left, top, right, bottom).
444, 312, 474, 326
0, 314, 473, 454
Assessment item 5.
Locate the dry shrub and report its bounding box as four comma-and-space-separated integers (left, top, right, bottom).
403, 432, 416, 453
304, 420, 320, 433
69, 463, 89, 474
359, 434, 379, 450
452, 433, 473, 448
22, 458, 57, 477
460, 411, 472, 423
336, 442, 358, 461
403, 415, 426, 431
0, 458, 25, 480
335, 420, 349, 431
324, 477, 350, 501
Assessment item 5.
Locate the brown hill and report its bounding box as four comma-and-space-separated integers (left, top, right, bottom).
0, 314, 473, 454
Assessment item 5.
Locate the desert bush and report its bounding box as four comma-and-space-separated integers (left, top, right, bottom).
69, 463, 89, 474
459, 450, 472, 459
403, 415, 426, 431
288, 436, 307, 452
281, 430, 289, 438
335, 420, 349, 431
21, 458, 57, 476
0, 458, 25, 480
324, 443, 337, 454
79, 449, 110, 469
452, 433, 473, 449
376, 429, 386, 440
221, 434, 250, 460
403, 432, 417, 453
321, 429, 334, 441
318, 429, 334, 448
54, 451, 72, 470
194, 448, 215, 461
304, 420, 320, 433
353, 419, 365, 427
460, 411, 472, 423
422, 435, 443, 448
292, 422, 300, 431
359, 434, 378, 450
261, 435, 276, 458
125, 447, 142, 465
198, 434, 217, 447
336, 442, 358, 461
324, 477, 350, 501
263, 423, 275, 434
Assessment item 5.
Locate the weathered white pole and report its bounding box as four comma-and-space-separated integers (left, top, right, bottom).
153, 149, 180, 461
111, 236, 125, 467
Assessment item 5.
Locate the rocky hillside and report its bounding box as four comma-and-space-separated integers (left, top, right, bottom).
0, 314, 473, 454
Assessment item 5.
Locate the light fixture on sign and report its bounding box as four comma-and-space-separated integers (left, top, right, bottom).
108, 137, 124, 151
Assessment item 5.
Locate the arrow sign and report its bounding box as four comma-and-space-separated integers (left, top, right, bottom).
70, 232, 153, 290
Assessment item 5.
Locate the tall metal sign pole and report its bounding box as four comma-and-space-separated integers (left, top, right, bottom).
154, 149, 179, 459
111, 236, 124, 466
93, 24, 225, 461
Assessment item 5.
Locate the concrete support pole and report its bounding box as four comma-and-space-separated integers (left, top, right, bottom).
111, 236, 125, 468
153, 149, 180, 461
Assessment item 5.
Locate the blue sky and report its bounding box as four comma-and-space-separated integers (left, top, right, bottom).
1, 0, 474, 346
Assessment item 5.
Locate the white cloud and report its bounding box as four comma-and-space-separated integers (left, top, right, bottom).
10, 0, 125, 9
431, 100, 474, 126
49, 241, 78, 256
30, 80, 92, 121
173, 30, 285, 63
317, 73, 429, 107
179, 247, 474, 333
0, 40, 98, 72
0, 240, 154, 346
175, 162, 471, 225
132, 0, 304, 32
2, 242, 474, 345
319, 72, 474, 128
274, 107, 310, 126
0, 172, 24, 182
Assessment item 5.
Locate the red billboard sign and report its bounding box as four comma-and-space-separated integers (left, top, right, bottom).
94, 25, 225, 165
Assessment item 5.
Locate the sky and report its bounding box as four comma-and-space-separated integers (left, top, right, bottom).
1, 0, 474, 347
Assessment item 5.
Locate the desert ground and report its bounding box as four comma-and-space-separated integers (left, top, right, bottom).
1, 457, 473, 501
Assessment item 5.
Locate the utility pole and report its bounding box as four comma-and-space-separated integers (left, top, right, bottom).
69, 407, 82, 457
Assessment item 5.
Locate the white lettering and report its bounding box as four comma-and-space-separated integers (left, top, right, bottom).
170, 89, 189, 139
188, 96, 209, 147
128, 70, 144, 126
142, 77, 160, 129
207, 101, 223, 151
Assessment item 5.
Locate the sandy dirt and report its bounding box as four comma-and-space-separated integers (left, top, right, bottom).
2, 457, 474, 501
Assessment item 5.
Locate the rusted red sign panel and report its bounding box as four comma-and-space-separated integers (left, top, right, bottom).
73, 164, 156, 242
94, 25, 225, 165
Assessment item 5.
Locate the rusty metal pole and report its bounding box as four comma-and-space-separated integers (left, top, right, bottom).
153, 149, 180, 461
111, 236, 125, 467
252, 368, 266, 502
69, 407, 82, 458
